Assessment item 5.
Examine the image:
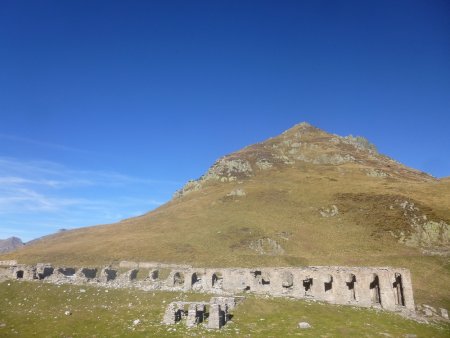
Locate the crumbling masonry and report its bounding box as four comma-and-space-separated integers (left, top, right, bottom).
0, 261, 415, 314
161, 296, 241, 329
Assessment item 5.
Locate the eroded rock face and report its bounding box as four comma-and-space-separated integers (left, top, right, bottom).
174, 158, 253, 198
204, 158, 253, 181
256, 159, 273, 170
338, 135, 378, 153
392, 200, 450, 251
173, 180, 202, 198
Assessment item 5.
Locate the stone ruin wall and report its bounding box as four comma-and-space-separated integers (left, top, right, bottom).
0, 261, 415, 313
162, 296, 244, 329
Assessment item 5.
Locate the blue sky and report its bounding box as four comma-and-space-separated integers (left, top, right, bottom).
0, 0, 449, 241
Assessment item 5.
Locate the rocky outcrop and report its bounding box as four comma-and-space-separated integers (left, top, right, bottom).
174, 158, 253, 198
392, 200, 450, 252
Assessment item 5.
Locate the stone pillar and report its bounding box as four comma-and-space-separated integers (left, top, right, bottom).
399, 270, 415, 311
339, 272, 357, 304
162, 302, 178, 325
186, 304, 198, 327
379, 270, 396, 311
126, 269, 139, 281
355, 272, 373, 307
309, 276, 322, 300
208, 304, 226, 329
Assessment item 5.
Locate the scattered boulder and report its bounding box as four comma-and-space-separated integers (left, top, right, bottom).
366, 168, 389, 178
256, 159, 273, 170
249, 238, 284, 255
422, 304, 436, 317
298, 322, 311, 329
227, 188, 246, 197
319, 205, 339, 217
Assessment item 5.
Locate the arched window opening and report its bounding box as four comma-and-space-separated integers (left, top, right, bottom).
393, 273, 405, 306
370, 274, 381, 305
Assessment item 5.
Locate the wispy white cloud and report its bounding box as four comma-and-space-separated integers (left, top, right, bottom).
0, 186, 82, 212
0, 157, 180, 188
0, 133, 92, 154
0, 156, 175, 241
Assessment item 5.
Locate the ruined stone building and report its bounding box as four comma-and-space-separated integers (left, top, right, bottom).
0, 261, 415, 314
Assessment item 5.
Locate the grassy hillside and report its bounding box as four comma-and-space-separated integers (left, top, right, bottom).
2, 123, 449, 309
1, 280, 448, 337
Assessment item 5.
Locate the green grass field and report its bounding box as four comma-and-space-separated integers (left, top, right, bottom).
0, 280, 448, 337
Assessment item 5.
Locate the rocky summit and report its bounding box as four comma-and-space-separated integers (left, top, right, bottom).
1, 123, 449, 309
175, 122, 431, 198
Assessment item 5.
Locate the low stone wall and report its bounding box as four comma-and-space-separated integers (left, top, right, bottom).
0, 260, 17, 266
0, 261, 415, 313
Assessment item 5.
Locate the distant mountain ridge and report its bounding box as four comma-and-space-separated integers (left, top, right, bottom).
0, 237, 24, 254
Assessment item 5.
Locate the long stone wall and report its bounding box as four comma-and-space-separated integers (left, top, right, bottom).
0, 262, 415, 313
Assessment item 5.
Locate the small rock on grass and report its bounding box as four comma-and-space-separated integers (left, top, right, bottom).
298, 322, 311, 329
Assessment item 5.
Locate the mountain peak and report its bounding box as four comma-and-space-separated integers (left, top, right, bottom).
279, 121, 322, 137
0, 236, 24, 254
287, 121, 314, 130
174, 122, 433, 198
